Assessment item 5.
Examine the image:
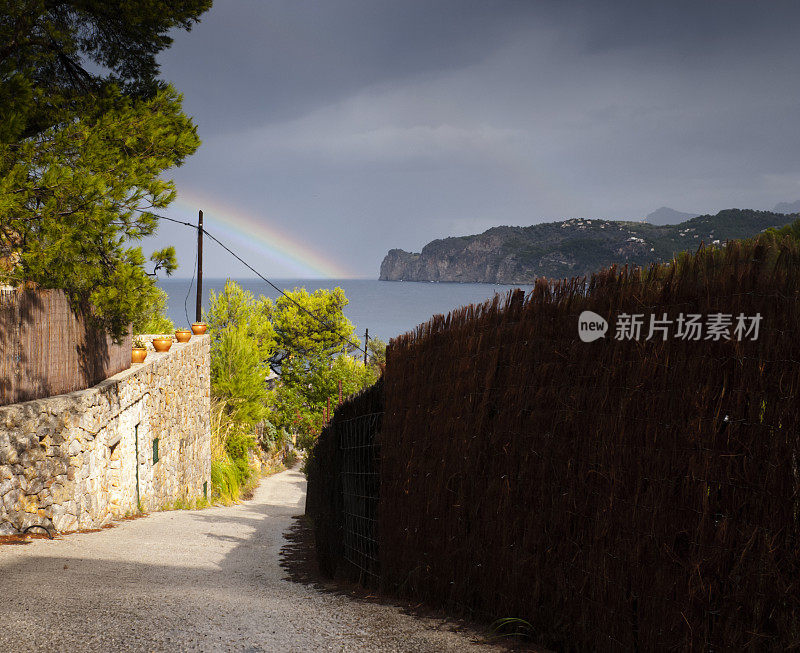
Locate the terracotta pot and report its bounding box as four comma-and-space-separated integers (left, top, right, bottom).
175, 329, 192, 343
191, 322, 208, 335
152, 338, 172, 352
131, 348, 147, 364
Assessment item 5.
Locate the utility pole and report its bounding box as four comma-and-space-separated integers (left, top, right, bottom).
364, 328, 369, 366
195, 210, 203, 323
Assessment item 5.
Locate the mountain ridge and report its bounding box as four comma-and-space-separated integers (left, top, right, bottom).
380, 209, 795, 283
645, 206, 699, 225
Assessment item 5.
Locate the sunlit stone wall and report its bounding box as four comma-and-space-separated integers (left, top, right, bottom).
0, 335, 211, 534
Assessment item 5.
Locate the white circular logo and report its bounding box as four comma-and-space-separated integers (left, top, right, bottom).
578, 311, 608, 342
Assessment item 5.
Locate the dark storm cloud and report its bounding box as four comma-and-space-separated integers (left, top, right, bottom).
159, 1, 538, 132
146, 1, 800, 278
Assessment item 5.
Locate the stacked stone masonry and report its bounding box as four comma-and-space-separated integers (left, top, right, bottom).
0, 335, 211, 534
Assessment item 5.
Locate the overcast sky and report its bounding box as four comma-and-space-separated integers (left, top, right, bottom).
142, 1, 800, 278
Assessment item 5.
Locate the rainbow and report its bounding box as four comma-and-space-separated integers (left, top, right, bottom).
168, 188, 353, 278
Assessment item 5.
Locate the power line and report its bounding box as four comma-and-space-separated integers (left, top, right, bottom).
142, 211, 367, 355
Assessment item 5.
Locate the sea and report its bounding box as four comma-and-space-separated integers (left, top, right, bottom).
158, 278, 524, 343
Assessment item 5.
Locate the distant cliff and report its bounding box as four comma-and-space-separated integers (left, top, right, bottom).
379, 209, 795, 283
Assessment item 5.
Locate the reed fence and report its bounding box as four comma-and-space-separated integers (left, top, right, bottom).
309, 231, 800, 650
0, 287, 131, 405
305, 379, 382, 584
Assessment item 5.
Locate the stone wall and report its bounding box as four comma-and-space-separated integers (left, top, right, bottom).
0, 335, 211, 534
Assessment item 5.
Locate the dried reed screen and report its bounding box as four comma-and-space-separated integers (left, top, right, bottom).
306, 380, 383, 584
379, 236, 800, 650
0, 288, 131, 405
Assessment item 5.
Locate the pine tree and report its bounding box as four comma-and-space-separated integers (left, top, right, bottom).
0, 1, 212, 339
0, 85, 199, 339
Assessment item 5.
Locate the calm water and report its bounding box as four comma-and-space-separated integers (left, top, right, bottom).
158, 278, 523, 343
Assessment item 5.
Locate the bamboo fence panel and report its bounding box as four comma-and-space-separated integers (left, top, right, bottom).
0, 288, 131, 405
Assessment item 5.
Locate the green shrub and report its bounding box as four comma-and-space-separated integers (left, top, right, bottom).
211, 458, 242, 504
211, 325, 270, 428
209, 398, 257, 504
278, 428, 289, 449
226, 430, 256, 485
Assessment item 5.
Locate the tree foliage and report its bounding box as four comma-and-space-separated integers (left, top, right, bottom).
765, 218, 800, 241
367, 335, 387, 371
268, 351, 379, 449
0, 0, 212, 142
205, 280, 377, 449
206, 280, 276, 362
206, 282, 275, 429
0, 1, 211, 339
0, 85, 199, 338
269, 286, 357, 373
210, 324, 270, 430
132, 285, 174, 334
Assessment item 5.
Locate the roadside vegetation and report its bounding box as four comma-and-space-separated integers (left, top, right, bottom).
209, 398, 261, 504
205, 280, 383, 501
765, 218, 800, 240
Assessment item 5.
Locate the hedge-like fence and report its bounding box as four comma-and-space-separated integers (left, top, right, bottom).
0, 287, 131, 405
305, 379, 383, 583
310, 232, 800, 649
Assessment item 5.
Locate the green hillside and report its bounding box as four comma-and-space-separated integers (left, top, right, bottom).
380, 209, 797, 283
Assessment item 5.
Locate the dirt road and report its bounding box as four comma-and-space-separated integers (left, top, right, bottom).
0, 467, 499, 652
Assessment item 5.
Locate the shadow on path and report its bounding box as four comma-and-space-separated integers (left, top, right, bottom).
278, 514, 544, 652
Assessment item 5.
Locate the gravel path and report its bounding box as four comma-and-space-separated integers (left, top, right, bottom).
0, 467, 501, 652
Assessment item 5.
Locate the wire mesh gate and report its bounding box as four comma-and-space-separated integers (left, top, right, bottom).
339, 411, 382, 582
305, 379, 383, 583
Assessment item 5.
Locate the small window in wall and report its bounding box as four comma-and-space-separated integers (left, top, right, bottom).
153, 437, 159, 463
